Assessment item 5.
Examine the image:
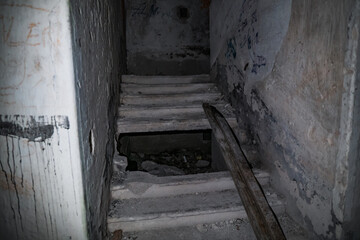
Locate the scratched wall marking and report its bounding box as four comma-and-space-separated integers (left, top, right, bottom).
0, 3, 60, 99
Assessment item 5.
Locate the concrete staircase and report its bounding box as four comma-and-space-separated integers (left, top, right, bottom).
108, 167, 285, 233
117, 74, 239, 135
108, 75, 294, 239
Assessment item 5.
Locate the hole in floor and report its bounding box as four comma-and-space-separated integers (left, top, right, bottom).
118, 130, 227, 177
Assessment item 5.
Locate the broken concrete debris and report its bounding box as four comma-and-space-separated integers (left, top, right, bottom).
141, 160, 185, 176
125, 148, 214, 176
112, 155, 128, 185
195, 160, 210, 168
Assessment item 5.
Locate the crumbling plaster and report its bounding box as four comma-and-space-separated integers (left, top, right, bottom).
210, 0, 359, 238
126, 0, 210, 75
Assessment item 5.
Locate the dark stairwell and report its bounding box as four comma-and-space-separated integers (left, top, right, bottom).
107, 1, 323, 239
1, 0, 358, 239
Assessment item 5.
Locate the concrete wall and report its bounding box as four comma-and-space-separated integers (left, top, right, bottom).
210, 0, 359, 238
126, 0, 210, 75
0, 1, 87, 239
70, 0, 126, 239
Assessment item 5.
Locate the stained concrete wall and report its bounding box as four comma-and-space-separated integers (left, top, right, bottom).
70, 0, 126, 239
210, 0, 360, 238
0, 1, 87, 239
126, 0, 210, 75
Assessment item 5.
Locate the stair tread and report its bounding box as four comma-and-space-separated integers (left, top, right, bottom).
112, 170, 269, 190
121, 83, 217, 95
108, 187, 284, 221
117, 117, 238, 134
111, 170, 270, 200
120, 213, 309, 240
118, 113, 235, 122
122, 74, 211, 84
120, 92, 221, 106
118, 102, 234, 119
119, 100, 231, 110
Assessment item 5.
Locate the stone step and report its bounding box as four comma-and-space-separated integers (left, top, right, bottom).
122, 74, 211, 85
117, 116, 238, 134
120, 92, 222, 106
119, 213, 308, 240
111, 169, 270, 200
108, 187, 285, 232
121, 82, 217, 95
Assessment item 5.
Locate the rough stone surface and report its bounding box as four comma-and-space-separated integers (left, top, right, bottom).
210, 0, 359, 238
70, 0, 126, 238
126, 0, 210, 75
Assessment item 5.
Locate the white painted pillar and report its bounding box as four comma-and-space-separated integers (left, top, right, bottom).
0, 1, 87, 239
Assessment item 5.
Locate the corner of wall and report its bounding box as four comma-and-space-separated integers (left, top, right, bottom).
69, 0, 126, 238
338, 1, 360, 238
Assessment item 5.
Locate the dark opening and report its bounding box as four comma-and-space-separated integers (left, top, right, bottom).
177, 6, 190, 21
118, 130, 226, 177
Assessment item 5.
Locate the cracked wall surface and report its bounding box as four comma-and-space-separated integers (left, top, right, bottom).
126, 0, 210, 75
210, 0, 359, 238
0, 0, 87, 239
70, 0, 126, 239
